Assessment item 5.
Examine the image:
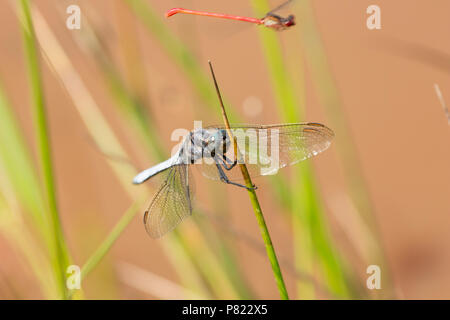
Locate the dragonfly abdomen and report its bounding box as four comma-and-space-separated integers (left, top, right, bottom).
132, 157, 177, 184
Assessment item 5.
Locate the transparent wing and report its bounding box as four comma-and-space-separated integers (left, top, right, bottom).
267, 0, 294, 16
198, 123, 334, 181
143, 164, 194, 238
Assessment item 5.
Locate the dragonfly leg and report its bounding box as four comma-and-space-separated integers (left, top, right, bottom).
218, 154, 237, 171
215, 163, 257, 190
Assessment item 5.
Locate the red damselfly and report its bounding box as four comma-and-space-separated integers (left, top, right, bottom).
166, 0, 295, 31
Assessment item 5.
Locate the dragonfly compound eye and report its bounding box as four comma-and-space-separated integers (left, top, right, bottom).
284, 15, 295, 27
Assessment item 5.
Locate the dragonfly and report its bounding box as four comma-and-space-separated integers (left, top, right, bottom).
166, 0, 296, 31
133, 123, 334, 238
133, 62, 334, 239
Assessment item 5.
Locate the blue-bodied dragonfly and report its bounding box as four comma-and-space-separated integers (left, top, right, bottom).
133, 123, 334, 238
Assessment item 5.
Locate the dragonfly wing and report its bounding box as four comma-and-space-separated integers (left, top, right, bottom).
266, 0, 294, 16
196, 160, 220, 181
143, 164, 194, 238
257, 122, 335, 173
200, 123, 334, 179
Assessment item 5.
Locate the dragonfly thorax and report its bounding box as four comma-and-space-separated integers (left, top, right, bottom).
178, 128, 230, 164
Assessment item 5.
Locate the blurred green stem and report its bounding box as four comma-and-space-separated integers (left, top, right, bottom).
80, 200, 143, 282
67, 199, 142, 299
0, 83, 47, 236
19, 0, 70, 299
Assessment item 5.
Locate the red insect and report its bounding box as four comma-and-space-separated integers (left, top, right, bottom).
166, 0, 295, 31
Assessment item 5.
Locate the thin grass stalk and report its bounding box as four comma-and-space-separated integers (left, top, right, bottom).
209, 61, 289, 300
244, 182, 289, 300
18, 0, 70, 299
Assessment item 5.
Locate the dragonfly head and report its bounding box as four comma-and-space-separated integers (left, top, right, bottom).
198, 129, 230, 157
282, 15, 295, 28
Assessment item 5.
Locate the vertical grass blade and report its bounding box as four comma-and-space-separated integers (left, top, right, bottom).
18, 0, 70, 299
0, 83, 47, 234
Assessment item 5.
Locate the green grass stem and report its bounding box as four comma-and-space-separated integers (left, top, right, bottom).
19, 0, 70, 299
80, 200, 144, 282
0, 83, 47, 236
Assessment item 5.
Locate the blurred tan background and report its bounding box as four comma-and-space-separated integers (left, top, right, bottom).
0, 0, 449, 299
